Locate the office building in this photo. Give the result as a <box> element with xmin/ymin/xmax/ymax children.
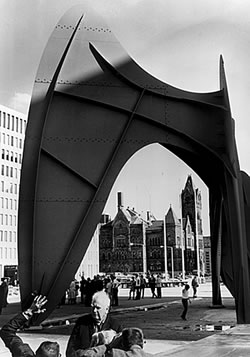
<box><xmin>0</xmin><ymin>104</ymin><xmax>26</xmax><ymax>282</ymax></box>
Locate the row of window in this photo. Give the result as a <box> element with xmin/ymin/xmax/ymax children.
<box><xmin>0</xmin><ymin>214</ymin><xmax>17</xmax><ymax>226</ymax></box>
<box><xmin>2</xmin><ymin>149</ymin><xmax>22</xmax><ymax>164</ymax></box>
<box><xmin>0</xmin><ymin>111</ymin><xmax>26</xmax><ymax>134</ymax></box>
<box><xmin>0</xmin><ymin>247</ymin><xmax>17</xmax><ymax>260</ymax></box>
<box><xmin>1</xmin><ymin>165</ymin><xmax>19</xmax><ymax>179</ymax></box>
<box><xmin>0</xmin><ymin>230</ymin><xmax>17</xmax><ymax>242</ymax></box>
<box><xmin>1</xmin><ymin>133</ymin><xmax>23</xmax><ymax>148</ymax></box>
<box><xmin>0</xmin><ymin>197</ymin><xmax>18</xmax><ymax>210</ymax></box>
<box><xmin>0</xmin><ymin>181</ymin><xmax>18</xmax><ymax>194</ymax></box>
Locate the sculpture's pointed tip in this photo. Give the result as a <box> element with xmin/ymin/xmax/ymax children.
<box><xmin>220</xmin><ymin>54</ymin><xmax>224</xmax><ymax>66</ymax></box>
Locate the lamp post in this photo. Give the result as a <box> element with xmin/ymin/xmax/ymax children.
<box><xmin>179</xmin><ymin>194</ymin><xmax>185</xmax><ymax>279</ymax></box>
<box><xmin>168</xmin><ymin>246</ymin><xmax>174</xmax><ymax>279</ymax></box>
<box><xmin>160</xmin><ymin>245</ymin><xmax>174</xmax><ymax>279</ymax></box>
<box><xmin>163</xmin><ymin>218</ymin><xmax>168</xmax><ymax>279</ymax></box>
<box><xmin>194</xmin><ymin>190</ymin><xmax>201</xmax><ymax>278</ymax></box>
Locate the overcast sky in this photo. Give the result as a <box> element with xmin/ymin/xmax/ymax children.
<box><xmin>1</xmin><ymin>0</ymin><xmax>250</xmax><ymax>235</ymax></box>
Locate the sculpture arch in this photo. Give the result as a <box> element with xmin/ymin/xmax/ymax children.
<box><xmin>18</xmin><ymin>5</ymin><xmax>250</xmax><ymax>323</ymax></box>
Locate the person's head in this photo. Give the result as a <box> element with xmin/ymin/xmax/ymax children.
<box><xmin>185</xmin><ymin>284</ymin><xmax>190</xmax><ymax>290</ymax></box>
<box><xmin>36</xmin><ymin>342</ymin><xmax>60</xmax><ymax>357</ymax></box>
<box><xmin>122</xmin><ymin>328</ymin><xmax>144</xmax><ymax>350</ymax></box>
<box><xmin>11</xmin><ymin>343</ymin><xmax>35</xmax><ymax>356</ymax></box>
<box><xmin>91</xmin><ymin>291</ymin><xmax>110</xmax><ymax>324</ymax></box>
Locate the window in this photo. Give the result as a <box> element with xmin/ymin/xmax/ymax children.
<box><xmin>9</xmin><ymin>231</ymin><xmax>12</xmax><ymax>242</ymax></box>
<box><xmin>6</xmin><ymin>150</ymin><xmax>9</xmax><ymax>160</ymax></box>
<box><xmin>14</xmin><ymin>231</ymin><xmax>16</xmax><ymax>242</ymax></box>
<box><xmin>2</xmin><ymin>133</ymin><xmax>5</xmax><ymax>144</ymax></box>
<box><xmin>4</xmin><ymin>231</ymin><xmax>7</xmax><ymax>241</ymax></box>
<box><xmin>0</xmin><ymin>231</ymin><xmax>2</xmax><ymax>241</ymax></box>
<box><xmin>10</xmin><ymin>152</ymin><xmax>13</xmax><ymax>162</ymax></box>
<box><xmin>1</xmin><ymin>165</ymin><xmax>4</xmax><ymax>175</ymax></box>
<box><xmin>7</xmin><ymin>114</ymin><xmax>10</xmax><ymax>129</ymax></box>
<box><xmin>16</xmin><ymin>117</ymin><xmax>18</xmax><ymax>132</ymax></box>
<box><xmin>24</xmin><ymin>120</ymin><xmax>27</xmax><ymax>132</ymax></box>
<box><xmin>5</xmin><ymin>215</ymin><xmax>8</xmax><ymax>225</ymax></box>
<box><xmin>15</xmin><ymin>153</ymin><xmax>18</xmax><ymax>163</ymax></box>
<box><xmin>0</xmin><ymin>214</ymin><xmax>3</xmax><ymax>224</ymax></box>
<box><xmin>11</xmin><ymin>116</ymin><xmax>14</xmax><ymax>130</ymax></box>
<box><xmin>10</xmin><ymin>199</ymin><xmax>13</xmax><ymax>209</ymax></box>
<box><xmin>19</xmin><ymin>139</ymin><xmax>22</xmax><ymax>149</ymax></box>
<box><xmin>10</xmin><ymin>215</ymin><xmax>12</xmax><ymax>226</ymax></box>
<box><xmin>1</xmin><ymin>149</ymin><xmax>4</xmax><ymax>159</ymax></box>
<box><xmin>1</xmin><ymin>181</ymin><xmax>4</xmax><ymax>192</ymax></box>
<box><xmin>5</xmin><ymin>198</ymin><xmax>8</xmax><ymax>209</ymax></box>
<box><xmin>3</xmin><ymin>112</ymin><xmax>6</xmax><ymax>127</ymax></box>
<box><xmin>11</xmin><ymin>136</ymin><xmax>13</xmax><ymax>146</ymax></box>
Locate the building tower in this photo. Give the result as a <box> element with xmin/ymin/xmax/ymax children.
<box><xmin>181</xmin><ymin>175</ymin><xmax>204</xmax><ymax>276</ymax></box>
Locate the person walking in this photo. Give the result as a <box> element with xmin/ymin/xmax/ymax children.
<box><xmin>111</xmin><ymin>276</ymin><xmax>120</xmax><ymax>306</ymax></box>
<box><xmin>191</xmin><ymin>276</ymin><xmax>199</xmax><ymax>298</ymax></box>
<box><xmin>128</xmin><ymin>276</ymin><xmax>136</xmax><ymax>300</ymax></box>
<box><xmin>181</xmin><ymin>284</ymin><xmax>191</xmax><ymax>320</ymax></box>
<box><xmin>135</xmin><ymin>274</ymin><xmax>141</xmax><ymax>300</ymax></box>
<box><xmin>140</xmin><ymin>275</ymin><xmax>147</xmax><ymax>299</ymax></box>
<box><xmin>148</xmin><ymin>274</ymin><xmax>157</xmax><ymax>298</ymax></box>
<box><xmin>80</xmin><ymin>275</ymin><xmax>87</xmax><ymax>304</ymax></box>
<box><xmin>156</xmin><ymin>274</ymin><xmax>162</xmax><ymax>298</ymax></box>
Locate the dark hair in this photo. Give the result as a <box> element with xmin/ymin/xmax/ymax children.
<box><xmin>11</xmin><ymin>343</ymin><xmax>35</xmax><ymax>356</ymax></box>
<box><xmin>122</xmin><ymin>328</ymin><xmax>144</xmax><ymax>350</ymax></box>
<box><xmin>185</xmin><ymin>284</ymin><xmax>190</xmax><ymax>290</ymax></box>
<box><xmin>36</xmin><ymin>342</ymin><xmax>60</xmax><ymax>357</ymax></box>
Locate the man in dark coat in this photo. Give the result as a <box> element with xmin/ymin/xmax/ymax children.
<box><xmin>66</xmin><ymin>290</ymin><xmax>123</xmax><ymax>357</ymax></box>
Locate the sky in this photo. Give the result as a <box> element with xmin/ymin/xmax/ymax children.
<box><xmin>1</xmin><ymin>0</ymin><xmax>250</xmax><ymax>235</ymax></box>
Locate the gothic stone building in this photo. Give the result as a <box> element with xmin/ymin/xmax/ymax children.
<box><xmin>181</xmin><ymin>175</ymin><xmax>205</xmax><ymax>275</ymax></box>
<box><xmin>99</xmin><ymin>192</ymin><xmax>147</xmax><ymax>274</ymax></box>
<box><xmin>99</xmin><ymin>175</ymin><xmax>205</xmax><ymax>276</ymax></box>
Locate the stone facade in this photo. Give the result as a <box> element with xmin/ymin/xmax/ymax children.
<box><xmin>99</xmin><ymin>175</ymin><xmax>206</xmax><ymax>276</ymax></box>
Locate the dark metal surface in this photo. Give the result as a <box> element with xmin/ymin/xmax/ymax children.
<box><xmin>18</xmin><ymin>5</ymin><xmax>250</xmax><ymax>323</ymax></box>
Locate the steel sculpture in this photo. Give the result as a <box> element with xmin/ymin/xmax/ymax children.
<box><xmin>18</xmin><ymin>5</ymin><xmax>250</xmax><ymax>323</ymax></box>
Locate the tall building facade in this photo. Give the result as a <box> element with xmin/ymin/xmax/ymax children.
<box><xmin>181</xmin><ymin>175</ymin><xmax>205</xmax><ymax>275</ymax></box>
<box><xmin>99</xmin><ymin>192</ymin><xmax>148</xmax><ymax>274</ymax></box>
<box><xmin>0</xmin><ymin>105</ymin><xmax>26</xmax><ymax>282</ymax></box>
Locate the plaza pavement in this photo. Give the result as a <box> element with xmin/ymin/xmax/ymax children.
<box><xmin>1</xmin><ymin>282</ymin><xmax>250</xmax><ymax>356</ymax></box>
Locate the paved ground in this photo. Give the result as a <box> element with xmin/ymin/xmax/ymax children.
<box><xmin>0</xmin><ymin>282</ymin><xmax>241</xmax><ymax>356</ymax></box>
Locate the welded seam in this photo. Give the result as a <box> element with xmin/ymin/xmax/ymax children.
<box><xmin>41</xmin><ymin>147</ymin><xmax>97</xmax><ymax>189</ymax></box>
